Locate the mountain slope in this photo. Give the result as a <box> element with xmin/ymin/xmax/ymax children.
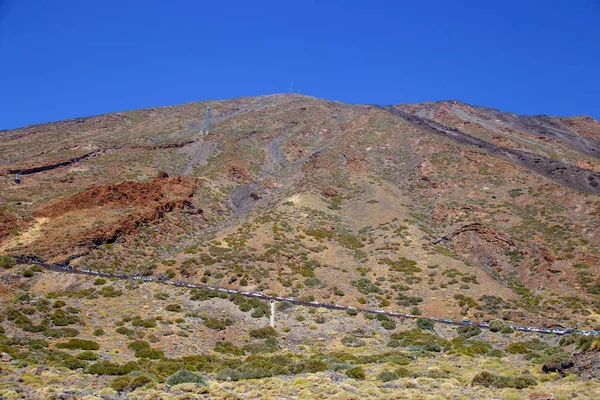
<box><xmin>1</xmin><ymin>94</ymin><xmax>599</xmax><ymax>330</ymax></box>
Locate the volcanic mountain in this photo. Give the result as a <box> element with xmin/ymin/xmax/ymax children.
<box><xmin>1</xmin><ymin>94</ymin><xmax>599</xmax><ymax>328</ymax></box>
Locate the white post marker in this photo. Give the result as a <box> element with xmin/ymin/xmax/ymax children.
<box><xmin>270</xmin><ymin>300</ymin><xmax>275</xmax><ymax>328</ymax></box>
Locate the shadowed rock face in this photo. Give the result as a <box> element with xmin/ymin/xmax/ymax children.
<box><xmin>384</xmin><ymin>106</ymin><xmax>600</xmax><ymax>194</ymax></box>
<box><xmin>398</xmin><ymin>100</ymin><xmax>600</xmax><ymax>160</ymax></box>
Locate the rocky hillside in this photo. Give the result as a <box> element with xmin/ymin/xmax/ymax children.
<box><xmin>1</xmin><ymin>94</ymin><xmax>599</xmax><ymax>329</ymax></box>
<box><xmin>1</xmin><ymin>94</ymin><xmax>600</xmax><ymax>398</ymax></box>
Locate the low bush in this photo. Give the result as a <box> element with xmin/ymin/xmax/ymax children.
<box><xmin>109</xmin><ymin>376</ymin><xmax>132</xmax><ymax>392</ymax></box>
<box><xmin>471</xmin><ymin>371</ymin><xmax>537</xmax><ymax>389</ymax></box>
<box><xmin>457</xmin><ymin>325</ymin><xmax>482</xmax><ymax>338</ymax></box>
<box><xmin>506</xmin><ymin>342</ymin><xmax>529</xmax><ymax>354</ymax></box>
<box><xmin>416</xmin><ymin>318</ymin><xmax>434</xmax><ymax>330</ymax></box>
<box><xmin>44</xmin><ymin>328</ymin><xmax>79</xmax><ymax>338</ymax></box>
<box><xmin>381</xmin><ymin>320</ymin><xmax>397</xmax><ymax>330</ymax></box>
<box><xmin>76</xmin><ymin>351</ymin><xmax>99</xmax><ymax>360</ymax></box>
<box><xmin>131</xmin><ymin>318</ymin><xmax>156</xmax><ymax>328</ymax></box>
<box><xmin>395</xmin><ymin>367</ymin><xmax>412</xmax><ymax>378</ymax></box>
<box><xmin>204</xmin><ymin>317</ymin><xmax>233</xmax><ymax>330</ymax></box>
<box><xmin>249</xmin><ymin>327</ymin><xmax>278</xmax><ymax>339</ymax></box>
<box><xmin>251</xmin><ymin>308</ymin><xmax>265</xmax><ymax>318</ymax></box>
<box><xmin>59</xmin><ymin>357</ymin><xmax>88</xmax><ymax>370</ymax></box>
<box><xmin>130</xmin><ymin>374</ymin><xmax>156</xmax><ymax>389</ymax></box>
<box><xmin>276</xmin><ymin>301</ymin><xmax>293</xmax><ymax>311</ymax></box>
<box><xmin>93</xmin><ymin>278</ymin><xmax>107</xmax><ymax>285</ymax></box>
<box><xmin>0</xmin><ymin>256</ymin><xmax>16</xmax><ymax>269</ymax></box>
<box><xmin>165</xmin><ymin>304</ymin><xmax>183</xmax><ymax>312</ymax></box>
<box><xmin>127</xmin><ymin>340</ymin><xmax>164</xmax><ymax>359</ymax></box>
<box><xmin>345</xmin><ymin>366</ymin><xmax>366</xmax><ymax>380</ymax></box>
<box><xmin>489</xmin><ymin>320</ymin><xmax>503</xmax><ymax>332</ymax></box>
<box><xmin>116</xmin><ymin>327</ymin><xmax>135</xmax><ymax>336</ymax></box>
<box><xmin>56</xmin><ymin>339</ymin><xmax>100</xmax><ymax>350</ymax></box>
<box><xmin>216</xmin><ymin>367</ymin><xmax>243</xmax><ymax>381</ymax></box>
<box><xmin>341</xmin><ymin>335</ymin><xmax>366</xmax><ymax>347</ymax></box>
<box><xmin>214</xmin><ymin>341</ymin><xmax>244</xmax><ymax>356</ymax></box>
<box><xmin>86</xmin><ymin>361</ymin><xmax>140</xmax><ymax>375</ymax></box>
<box><xmin>166</xmin><ymin>370</ymin><xmax>208</xmax><ymax>386</ymax></box>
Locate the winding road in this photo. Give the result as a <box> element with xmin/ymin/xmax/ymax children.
<box><xmin>12</xmin><ymin>256</ymin><xmax>598</xmax><ymax>337</ymax></box>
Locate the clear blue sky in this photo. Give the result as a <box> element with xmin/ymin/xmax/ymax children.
<box><xmin>1</xmin><ymin>0</ymin><xmax>599</xmax><ymax>130</ymax></box>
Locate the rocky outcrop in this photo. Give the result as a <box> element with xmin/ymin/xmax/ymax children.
<box><xmin>570</xmin><ymin>346</ymin><xmax>600</xmax><ymax>379</ymax></box>
<box><xmin>438</xmin><ymin>223</ymin><xmax>514</xmax><ymax>250</ymax></box>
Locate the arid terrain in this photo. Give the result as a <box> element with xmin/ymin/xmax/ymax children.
<box><xmin>0</xmin><ymin>94</ymin><xmax>599</xmax><ymax>399</ymax></box>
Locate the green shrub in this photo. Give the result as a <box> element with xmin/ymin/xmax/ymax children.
<box><xmin>50</xmin><ymin>309</ymin><xmax>79</xmax><ymax>326</ymax></box>
<box><xmin>352</xmin><ymin>278</ymin><xmax>382</xmax><ymax>295</ymax></box>
<box><xmin>450</xmin><ymin>339</ymin><xmax>491</xmax><ymax>356</ymax></box>
<box><xmin>346</xmin><ymin>309</ymin><xmax>358</xmax><ymax>317</ymax></box>
<box><xmin>216</xmin><ymin>368</ymin><xmax>243</xmax><ymax>381</ymax></box>
<box><xmin>506</xmin><ymin>342</ymin><xmax>529</xmax><ymax>354</ymax></box>
<box><xmin>155</xmin><ymin>292</ymin><xmax>169</xmax><ymax>300</ymax></box>
<box><xmin>86</xmin><ymin>361</ymin><xmax>140</xmax><ymax>375</ymax></box>
<box><xmin>93</xmin><ymin>278</ymin><xmax>107</xmax><ymax>285</ymax></box>
<box><xmin>345</xmin><ymin>366</ymin><xmax>366</xmax><ymax>380</ymax></box>
<box><xmin>190</xmin><ymin>287</ymin><xmax>219</xmax><ymax>301</ymax></box>
<box><xmin>93</xmin><ymin>328</ymin><xmax>105</xmax><ymax>336</ymax></box>
<box><xmin>243</xmin><ymin>338</ymin><xmax>279</xmax><ymax>354</ymax></box>
<box><xmin>276</xmin><ymin>301</ymin><xmax>293</xmax><ymax>311</ymax></box>
<box><xmin>129</xmin><ymin>374</ymin><xmax>155</xmax><ymax>389</ymax></box>
<box><xmin>389</xmin><ymin>328</ymin><xmax>449</xmax><ymax>349</ymax></box>
<box><xmin>127</xmin><ymin>340</ymin><xmax>164</xmax><ymax>359</ymax></box>
<box><xmin>56</xmin><ymin>339</ymin><xmax>100</xmax><ymax>350</ymax></box>
<box><xmin>489</xmin><ymin>320</ymin><xmax>503</xmax><ymax>332</ymax></box>
<box><xmin>52</xmin><ymin>299</ymin><xmax>67</xmax><ymax>308</ymax></box>
<box><xmin>457</xmin><ymin>325</ymin><xmax>482</xmax><ymax>338</ymax></box>
<box><xmin>0</xmin><ymin>256</ymin><xmax>16</xmax><ymax>269</ymax></box>
<box><xmin>165</xmin><ymin>304</ymin><xmax>183</xmax><ymax>312</ymax></box>
<box><xmin>381</xmin><ymin>320</ymin><xmax>397</xmax><ymax>330</ymax></box>
<box><xmin>204</xmin><ymin>317</ymin><xmax>233</xmax><ymax>330</ymax></box>
<box><xmin>26</xmin><ymin>339</ymin><xmax>48</xmax><ymax>350</ymax></box>
<box><xmin>380</xmin><ymin>257</ymin><xmax>421</xmax><ymax>274</ymax></box>
<box><xmin>59</xmin><ymin>357</ymin><xmax>88</xmax><ymax>370</ymax></box>
<box><xmin>416</xmin><ymin>318</ymin><xmax>434</xmax><ymax>330</ymax></box>
<box><xmin>22</xmin><ymin>269</ymin><xmax>34</xmax><ymax>278</ymax></box>
<box><xmin>44</xmin><ymin>328</ymin><xmax>79</xmax><ymax>338</ymax></box>
<box><xmin>249</xmin><ymin>327</ymin><xmax>278</xmax><ymax>339</ymax></box>
<box><xmin>116</xmin><ymin>327</ymin><xmax>135</xmax><ymax>336</ymax></box>
<box><xmin>99</xmin><ymin>286</ymin><xmax>123</xmax><ymax>298</ymax></box>
<box><xmin>471</xmin><ymin>371</ymin><xmax>537</xmax><ymax>389</ymax></box>
<box><xmin>109</xmin><ymin>376</ymin><xmax>132</xmax><ymax>392</ymax></box>
<box><xmin>487</xmin><ymin>349</ymin><xmax>505</xmax><ymax>358</ymax></box>
<box><xmin>76</xmin><ymin>351</ymin><xmax>99</xmax><ymax>360</ymax></box>
<box><xmin>251</xmin><ymin>308</ymin><xmax>265</xmax><ymax>318</ymax></box>
<box><xmin>395</xmin><ymin>367</ymin><xmax>412</xmax><ymax>378</ymax></box>
<box><xmin>214</xmin><ymin>341</ymin><xmax>244</xmax><ymax>356</ymax></box>
<box><xmin>341</xmin><ymin>335</ymin><xmax>365</xmax><ymax>347</ymax></box>
<box><xmin>166</xmin><ymin>370</ymin><xmax>208</xmax><ymax>387</ymax></box>
<box><xmin>131</xmin><ymin>318</ymin><xmax>156</xmax><ymax>328</ymax></box>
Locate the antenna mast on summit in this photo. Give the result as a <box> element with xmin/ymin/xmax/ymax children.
<box><xmin>258</xmin><ymin>95</ymin><xmax>264</xmax><ymax>111</ymax></box>
<box><xmin>200</xmin><ymin>106</ymin><xmax>211</xmax><ymax>134</ymax></box>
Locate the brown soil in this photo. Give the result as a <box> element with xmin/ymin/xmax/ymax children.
<box><xmin>0</xmin><ymin>209</ymin><xmax>18</xmax><ymax>242</ymax></box>
<box><xmin>40</xmin><ymin>171</ymin><xmax>196</xmax><ymax>218</ymax></box>
<box><xmin>3</xmin><ymin>172</ymin><xmax>200</xmax><ymax>262</ymax></box>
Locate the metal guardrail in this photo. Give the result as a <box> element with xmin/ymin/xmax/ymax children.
<box><xmin>13</xmin><ymin>257</ymin><xmax>598</xmax><ymax>337</ymax></box>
